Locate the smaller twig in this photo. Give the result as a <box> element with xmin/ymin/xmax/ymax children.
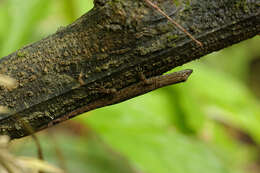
<box><xmin>45</xmin><ymin>69</ymin><xmax>193</xmax><ymax>128</ymax></box>
<box><xmin>21</xmin><ymin>121</ymin><xmax>44</xmax><ymax>165</ymax></box>
<box><xmin>23</xmin><ymin>124</ymin><xmax>45</xmax><ymax>173</ymax></box>
<box><xmin>31</xmin><ymin>134</ymin><xmax>44</xmax><ymax>161</ymax></box>
<box><xmin>144</xmin><ymin>0</ymin><xmax>203</xmax><ymax>47</ymax></box>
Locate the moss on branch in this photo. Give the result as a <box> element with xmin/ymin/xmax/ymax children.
<box><xmin>0</xmin><ymin>0</ymin><xmax>259</xmax><ymax>139</ymax></box>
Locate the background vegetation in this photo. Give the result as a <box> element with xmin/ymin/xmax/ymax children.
<box><xmin>0</xmin><ymin>0</ymin><xmax>260</xmax><ymax>173</ymax></box>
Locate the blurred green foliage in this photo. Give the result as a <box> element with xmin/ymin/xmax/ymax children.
<box><xmin>0</xmin><ymin>0</ymin><xmax>260</xmax><ymax>173</ymax></box>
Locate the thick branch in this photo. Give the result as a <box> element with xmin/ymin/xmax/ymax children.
<box><xmin>0</xmin><ymin>0</ymin><xmax>259</xmax><ymax>139</ymax></box>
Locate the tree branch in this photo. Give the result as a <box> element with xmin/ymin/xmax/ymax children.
<box><xmin>0</xmin><ymin>0</ymin><xmax>259</xmax><ymax>139</ymax></box>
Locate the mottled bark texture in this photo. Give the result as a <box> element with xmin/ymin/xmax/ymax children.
<box><xmin>0</xmin><ymin>0</ymin><xmax>259</xmax><ymax>139</ymax></box>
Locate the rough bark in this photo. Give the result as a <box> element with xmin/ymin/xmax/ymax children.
<box><xmin>0</xmin><ymin>0</ymin><xmax>259</xmax><ymax>139</ymax></box>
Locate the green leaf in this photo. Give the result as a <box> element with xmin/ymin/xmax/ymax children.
<box><xmin>81</xmin><ymin>91</ymin><xmax>232</xmax><ymax>173</ymax></box>
<box><xmin>181</xmin><ymin>62</ymin><xmax>260</xmax><ymax>143</ymax></box>
<box><xmin>0</xmin><ymin>0</ymin><xmax>52</xmax><ymax>56</ymax></box>
<box><xmin>59</xmin><ymin>0</ymin><xmax>94</xmax><ymax>23</ymax></box>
